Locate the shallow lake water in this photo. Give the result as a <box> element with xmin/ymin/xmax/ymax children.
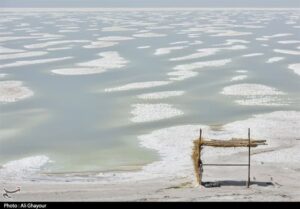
<box><xmin>0</xmin><ymin>8</ymin><xmax>299</xmax><ymax>180</ymax></box>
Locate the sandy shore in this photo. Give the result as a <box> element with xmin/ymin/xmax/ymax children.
<box><xmin>1</xmin><ymin>147</ymin><xmax>300</xmax><ymax>202</ymax></box>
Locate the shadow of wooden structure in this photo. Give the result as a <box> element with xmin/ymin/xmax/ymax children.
<box><xmin>192</xmin><ymin>128</ymin><xmax>267</xmax><ymax>188</ymax></box>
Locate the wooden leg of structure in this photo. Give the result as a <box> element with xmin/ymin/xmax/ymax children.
<box><xmin>199</xmin><ymin>129</ymin><xmax>202</xmax><ymax>186</ymax></box>
<box><xmin>247</xmin><ymin>128</ymin><xmax>251</xmax><ymax>188</ymax></box>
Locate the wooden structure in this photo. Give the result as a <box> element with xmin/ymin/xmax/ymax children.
<box><xmin>192</xmin><ymin>128</ymin><xmax>267</xmax><ymax>188</ymax></box>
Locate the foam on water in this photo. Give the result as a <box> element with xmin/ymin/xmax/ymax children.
<box><xmin>0</xmin><ymin>80</ymin><xmax>34</xmax><ymax>103</ymax></box>
<box><xmin>130</xmin><ymin>103</ymin><xmax>183</xmax><ymax>123</ymax></box>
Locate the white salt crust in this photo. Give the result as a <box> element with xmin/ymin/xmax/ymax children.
<box><xmin>154</xmin><ymin>46</ymin><xmax>186</xmax><ymax>55</ymax></box>
<box><xmin>0</xmin><ymin>80</ymin><xmax>34</xmax><ymax>103</ymax></box>
<box><xmin>52</xmin><ymin>51</ymin><xmax>128</xmax><ymax>75</ymax></box>
<box><xmin>133</xmin><ymin>33</ymin><xmax>167</xmax><ymax>38</ymax></box>
<box><xmin>130</xmin><ymin>103</ymin><xmax>184</xmax><ymax>123</ymax></box>
<box><xmin>0</xmin><ymin>57</ymin><xmax>73</xmax><ymax>69</ymax></box>
<box><xmin>266</xmin><ymin>57</ymin><xmax>285</xmax><ymax>63</ymax></box>
<box><xmin>288</xmin><ymin>63</ymin><xmax>300</xmax><ymax>76</ymax></box>
<box><xmin>0</xmin><ymin>51</ymin><xmax>48</xmax><ymax>60</ymax></box>
<box><xmin>274</xmin><ymin>49</ymin><xmax>300</xmax><ymax>55</ymax></box>
<box><xmin>137</xmin><ymin>91</ymin><xmax>184</xmax><ymax>100</ymax></box>
<box><xmin>105</xmin><ymin>81</ymin><xmax>172</xmax><ymax>92</ymax></box>
<box><xmin>221</xmin><ymin>83</ymin><xmax>287</xmax><ymax>106</ymax></box>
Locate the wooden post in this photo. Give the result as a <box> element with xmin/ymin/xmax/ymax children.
<box><xmin>199</xmin><ymin>129</ymin><xmax>202</xmax><ymax>185</ymax></box>
<box><xmin>247</xmin><ymin>128</ymin><xmax>251</xmax><ymax>188</ymax></box>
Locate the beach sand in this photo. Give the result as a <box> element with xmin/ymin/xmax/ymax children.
<box><xmin>2</xmin><ymin>145</ymin><xmax>300</xmax><ymax>202</ymax></box>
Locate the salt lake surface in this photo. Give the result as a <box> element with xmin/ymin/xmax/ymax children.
<box><xmin>0</xmin><ymin>8</ymin><xmax>300</xmax><ymax>182</ymax></box>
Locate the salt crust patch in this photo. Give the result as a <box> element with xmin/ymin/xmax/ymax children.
<box><xmin>0</xmin><ymin>51</ymin><xmax>47</xmax><ymax>60</ymax></box>
<box><xmin>266</xmin><ymin>57</ymin><xmax>285</xmax><ymax>63</ymax></box>
<box><xmin>0</xmin><ymin>80</ymin><xmax>34</xmax><ymax>103</ymax></box>
<box><xmin>236</xmin><ymin>70</ymin><xmax>248</xmax><ymax>73</ymax></box>
<box><xmin>97</xmin><ymin>36</ymin><xmax>134</xmax><ymax>41</ymax></box>
<box><xmin>47</xmin><ymin>46</ymin><xmax>72</xmax><ymax>51</ymax></box>
<box><xmin>221</xmin><ymin>84</ymin><xmax>285</xmax><ymax>96</ymax></box>
<box><xmin>102</xmin><ymin>26</ymin><xmax>136</xmax><ymax>32</ymax></box>
<box><xmin>274</xmin><ymin>49</ymin><xmax>300</xmax><ymax>55</ymax></box>
<box><xmin>221</xmin><ymin>83</ymin><xmax>286</xmax><ymax>106</ymax></box>
<box><xmin>174</xmin><ymin>59</ymin><xmax>232</xmax><ymax>71</ymax></box>
<box><xmin>168</xmin><ymin>70</ymin><xmax>199</xmax><ymax>81</ymax></box>
<box><xmin>288</xmin><ymin>63</ymin><xmax>300</xmax><ymax>76</ymax></box>
<box><xmin>83</xmin><ymin>41</ymin><xmax>118</xmax><ymax>49</ymax></box>
<box><xmin>211</xmin><ymin>30</ymin><xmax>252</xmax><ymax>37</ymax></box>
<box><xmin>242</xmin><ymin>53</ymin><xmax>264</xmax><ymax>57</ymax></box>
<box><xmin>0</xmin><ymin>74</ymin><xmax>7</xmax><ymax>78</ymax></box>
<box><xmin>278</xmin><ymin>40</ymin><xmax>300</xmax><ymax>44</ymax></box>
<box><xmin>52</xmin><ymin>51</ymin><xmax>128</xmax><ymax>75</ymax></box>
<box><xmin>130</xmin><ymin>103</ymin><xmax>183</xmax><ymax>123</ymax></box>
<box><xmin>262</xmin><ymin>33</ymin><xmax>293</xmax><ymax>39</ymax></box>
<box><xmin>215</xmin><ymin>39</ymin><xmax>250</xmax><ymax>46</ymax></box>
<box><xmin>0</xmin><ymin>36</ymin><xmax>37</xmax><ymax>42</ymax></box>
<box><xmin>137</xmin><ymin>91</ymin><xmax>184</xmax><ymax>99</ymax></box>
<box><xmin>0</xmin><ymin>155</ymin><xmax>50</xmax><ymax>180</ymax></box>
<box><xmin>130</xmin><ymin>111</ymin><xmax>300</xmax><ymax>180</ymax></box>
<box><xmin>105</xmin><ymin>81</ymin><xmax>171</xmax><ymax>92</ymax></box>
<box><xmin>137</xmin><ymin>46</ymin><xmax>151</xmax><ymax>49</ymax></box>
<box><xmin>154</xmin><ymin>46</ymin><xmax>186</xmax><ymax>55</ymax></box>
<box><xmin>169</xmin><ymin>59</ymin><xmax>231</xmax><ymax>81</ymax></box>
<box><xmin>170</xmin><ymin>45</ymin><xmax>246</xmax><ymax>61</ymax></box>
<box><xmin>0</xmin><ymin>46</ymin><xmax>25</xmax><ymax>54</ymax></box>
<box><xmin>169</xmin><ymin>41</ymin><xmax>189</xmax><ymax>45</ymax></box>
<box><xmin>133</xmin><ymin>33</ymin><xmax>167</xmax><ymax>38</ymax></box>
<box><xmin>24</xmin><ymin>40</ymin><xmax>89</xmax><ymax>49</ymax></box>
<box><xmin>0</xmin><ymin>57</ymin><xmax>72</xmax><ymax>69</ymax></box>
<box><xmin>231</xmin><ymin>75</ymin><xmax>247</xmax><ymax>81</ymax></box>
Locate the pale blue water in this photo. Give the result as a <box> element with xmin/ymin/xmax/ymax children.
<box><xmin>0</xmin><ymin>8</ymin><xmax>299</xmax><ymax>176</ymax></box>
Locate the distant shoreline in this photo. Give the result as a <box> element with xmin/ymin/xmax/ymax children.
<box><xmin>1</xmin><ymin>7</ymin><xmax>300</xmax><ymax>12</ymax></box>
